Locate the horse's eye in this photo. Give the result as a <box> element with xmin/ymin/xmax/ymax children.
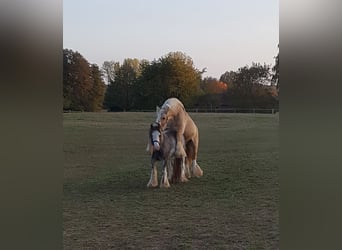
<box><xmin>162</xmin><ymin>117</ymin><xmax>166</xmax><ymax>120</ymax></box>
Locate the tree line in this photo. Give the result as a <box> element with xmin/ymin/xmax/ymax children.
<box><xmin>63</xmin><ymin>49</ymin><xmax>279</xmax><ymax>111</ymax></box>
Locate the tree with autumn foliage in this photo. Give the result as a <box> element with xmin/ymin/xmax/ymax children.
<box><xmin>131</xmin><ymin>51</ymin><xmax>202</xmax><ymax>109</ymax></box>
<box><xmin>220</xmin><ymin>71</ymin><xmax>237</xmax><ymax>87</ymax></box>
<box><xmin>157</xmin><ymin>51</ymin><xmax>202</xmax><ymax>106</ymax></box>
<box><xmin>200</xmin><ymin>77</ymin><xmax>228</xmax><ymax>94</ymax></box>
<box><xmin>63</xmin><ymin>49</ymin><xmax>106</xmax><ymax>111</ymax></box>
<box><xmin>89</xmin><ymin>64</ymin><xmax>106</xmax><ymax>111</ymax></box>
<box><xmin>193</xmin><ymin>77</ymin><xmax>228</xmax><ymax>108</ymax></box>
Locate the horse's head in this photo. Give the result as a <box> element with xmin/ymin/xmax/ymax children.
<box><xmin>150</xmin><ymin>122</ymin><xmax>162</xmax><ymax>151</ymax></box>
<box><xmin>156</xmin><ymin>105</ymin><xmax>170</xmax><ymax>130</ymax></box>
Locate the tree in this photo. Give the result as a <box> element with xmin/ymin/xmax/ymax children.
<box><xmin>218</xmin><ymin>62</ymin><xmax>278</xmax><ymax>108</ymax></box>
<box><xmin>102</xmin><ymin>61</ymin><xmax>120</xmax><ymax>84</ymax></box>
<box><xmin>63</xmin><ymin>49</ymin><xmax>105</xmax><ymax>111</ymax></box>
<box><xmin>63</xmin><ymin>49</ymin><xmax>93</xmax><ymax>111</ymax></box>
<box><xmin>201</xmin><ymin>77</ymin><xmax>228</xmax><ymax>94</ymax></box>
<box><xmin>103</xmin><ymin>58</ymin><xmax>142</xmax><ymax>111</ymax></box>
<box><xmin>231</xmin><ymin>62</ymin><xmax>271</xmax><ymax>98</ymax></box>
<box><xmin>134</xmin><ymin>60</ymin><xmax>167</xmax><ymax>109</ymax></box>
<box><xmin>135</xmin><ymin>51</ymin><xmax>202</xmax><ymax>108</ymax></box>
<box><xmin>89</xmin><ymin>64</ymin><xmax>106</xmax><ymax>111</ymax></box>
<box><xmin>161</xmin><ymin>52</ymin><xmax>202</xmax><ymax>106</ymax></box>
<box><xmin>272</xmin><ymin>46</ymin><xmax>279</xmax><ymax>91</ymax></box>
<box><xmin>220</xmin><ymin>71</ymin><xmax>237</xmax><ymax>87</ymax></box>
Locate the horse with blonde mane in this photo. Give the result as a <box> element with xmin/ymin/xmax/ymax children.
<box><xmin>155</xmin><ymin>98</ymin><xmax>203</xmax><ymax>178</ymax></box>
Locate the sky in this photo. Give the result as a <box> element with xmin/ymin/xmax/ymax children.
<box><xmin>63</xmin><ymin>0</ymin><xmax>278</xmax><ymax>79</ymax></box>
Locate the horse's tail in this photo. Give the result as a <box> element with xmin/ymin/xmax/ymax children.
<box><xmin>146</xmin><ymin>142</ymin><xmax>152</xmax><ymax>154</ymax></box>
<box><xmin>146</xmin><ymin>131</ymin><xmax>153</xmax><ymax>155</ymax></box>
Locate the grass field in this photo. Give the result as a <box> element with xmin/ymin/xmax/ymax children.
<box><xmin>63</xmin><ymin>112</ymin><xmax>279</xmax><ymax>249</ymax></box>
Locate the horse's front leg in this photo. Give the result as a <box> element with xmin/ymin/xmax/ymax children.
<box><xmin>147</xmin><ymin>159</ymin><xmax>158</xmax><ymax>187</ymax></box>
<box><xmin>167</xmin><ymin>158</ymin><xmax>174</xmax><ymax>182</ymax></box>
<box><xmin>160</xmin><ymin>160</ymin><xmax>170</xmax><ymax>188</ymax></box>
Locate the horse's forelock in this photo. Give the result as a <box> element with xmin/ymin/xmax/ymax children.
<box><xmin>151</xmin><ymin>122</ymin><xmax>160</xmax><ymax>130</ymax></box>
<box><xmin>156</xmin><ymin>106</ymin><xmax>167</xmax><ymax>123</ymax></box>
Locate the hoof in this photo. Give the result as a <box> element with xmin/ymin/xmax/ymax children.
<box><xmin>192</xmin><ymin>164</ymin><xmax>203</xmax><ymax>177</ymax></box>
<box><xmin>147</xmin><ymin>180</ymin><xmax>158</xmax><ymax>188</ymax></box>
<box><xmin>147</xmin><ymin>182</ymin><xmax>158</xmax><ymax>188</ymax></box>
<box><xmin>160</xmin><ymin>175</ymin><xmax>171</xmax><ymax>188</ymax></box>
<box><xmin>180</xmin><ymin>176</ymin><xmax>189</xmax><ymax>183</ymax></box>
<box><xmin>160</xmin><ymin>183</ymin><xmax>170</xmax><ymax>188</ymax></box>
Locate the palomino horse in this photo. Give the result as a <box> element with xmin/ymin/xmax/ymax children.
<box><xmin>156</xmin><ymin>98</ymin><xmax>203</xmax><ymax>177</ymax></box>
<box><xmin>146</xmin><ymin>122</ymin><xmax>188</xmax><ymax>188</ymax></box>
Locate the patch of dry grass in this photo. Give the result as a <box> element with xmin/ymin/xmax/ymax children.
<box><xmin>63</xmin><ymin>112</ymin><xmax>279</xmax><ymax>249</ymax></box>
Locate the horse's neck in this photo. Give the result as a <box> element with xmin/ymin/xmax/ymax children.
<box><xmin>164</xmin><ymin>99</ymin><xmax>185</xmax><ymax>112</ymax></box>
<box><xmin>166</xmin><ymin>98</ymin><xmax>184</xmax><ymax>108</ymax></box>
<box><xmin>163</xmin><ymin>129</ymin><xmax>176</xmax><ymax>138</ymax></box>
<box><xmin>161</xmin><ymin>130</ymin><xmax>176</xmax><ymax>153</ymax></box>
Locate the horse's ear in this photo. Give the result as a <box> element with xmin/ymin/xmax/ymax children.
<box><xmin>156</xmin><ymin>106</ymin><xmax>160</xmax><ymax>114</ymax></box>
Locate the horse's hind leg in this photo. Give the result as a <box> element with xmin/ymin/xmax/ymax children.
<box><xmin>190</xmin><ymin>136</ymin><xmax>203</xmax><ymax>177</ymax></box>
<box><xmin>191</xmin><ymin>160</ymin><xmax>203</xmax><ymax>177</ymax></box>
<box><xmin>160</xmin><ymin>160</ymin><xmax>170</xmax><ymax>188</ymax></box>
<box><xmin>184</xmin><ymin>154</ymin><xmax>191</xmax><ymax>179</ymax></box>
<box><xmin>147</xmin><ymin>159</ymin><xmax>158</xmax><ymax>187</ymax></box>
<box><xmin>180</xmin><ymin>157</ymin><xmax>189</xmax><ymax>182</ymax></box>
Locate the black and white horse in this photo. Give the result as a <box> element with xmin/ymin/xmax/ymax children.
<box><xmin>146</xmin><ymin>122</ymin><xmax>188</xmax><ymax>188</ymax></box>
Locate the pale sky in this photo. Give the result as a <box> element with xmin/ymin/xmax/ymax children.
<box><xmin>63</xmin><ymin>0</ymin><xmax>278</xmax><ymax>79</ymax></box>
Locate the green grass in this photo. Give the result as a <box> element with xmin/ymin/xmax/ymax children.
<box><xmin>63</xmin><ymin>112</ymin><xmax>279</xmax><ymax>249</ymax></box>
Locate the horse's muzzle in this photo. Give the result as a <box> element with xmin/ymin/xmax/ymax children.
<box><xmin>153</xmin><ymin>142</ymin><xmax>160</xmax><ymax>151</ymax></box>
